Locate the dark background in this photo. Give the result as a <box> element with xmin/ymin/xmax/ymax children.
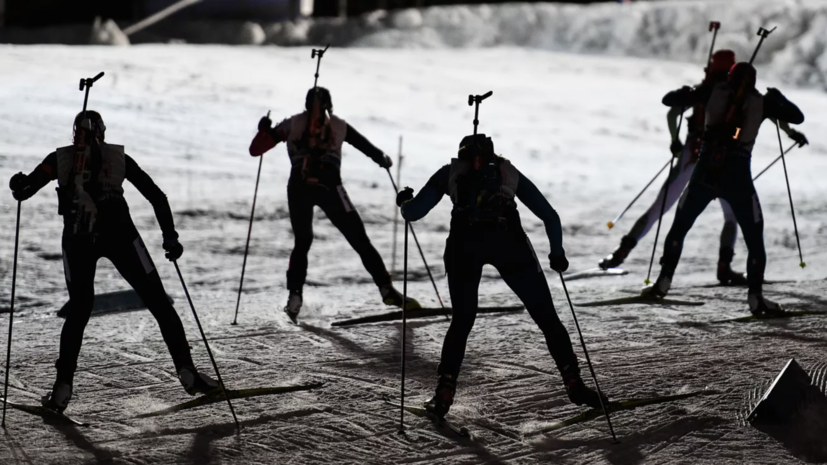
<box><xmin>3</xmin><ymin>0</ymin><xmax>616</xmax><ymax>27</ymax></box>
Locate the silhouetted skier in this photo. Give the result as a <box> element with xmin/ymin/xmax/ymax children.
<box><xmin>598</xmin><ymin>50</ymin><xmax>807</xmax><ymax>285</ymax></box>
<box><xmin>397</xmin><ymin>134</ymin><xmax>608</xmax><ymax>419</ymax></box>
<box><xmin>642</xmin><ymin>63</ymin><xmax>806</xmax><ymax>315</ymax></box>
<box><xmin>8</xmin><ymin>111</ymin><xmax>219</xmax><ymax>412</ymax></box>
<box><xmin>250</xmin><ymin>87</ymin><xmax>420</xmax><ymax>323</ymax></box>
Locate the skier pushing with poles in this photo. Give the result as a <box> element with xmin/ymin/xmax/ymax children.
<box><xmin>250</xmin><ymin>46</ymin><xmax>420</xmax><ymax>324</ymax></box>
<box><xmin>642</xmin><ymin>32</ymin><xmax>806</xmax><ymax>315</ymax></box>
<box><xmin>7</xmin><ymin>107</ymin><xmax>220</xmax><ymax>413</ymax></box>
<box><xmin>599</xmin><ymin>50</ymin><xmax>808</xmax><ymax>283</ymax></box>
<box><xmin>396</xmin><ymin>92</ymin><xmax>609</xmax><ymax>420</ymax></box>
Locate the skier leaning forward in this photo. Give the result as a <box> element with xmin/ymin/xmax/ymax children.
<box><xmin>396</xmin><ymin>134</ymin><xmax>608</xmax><ymax>419</ymax></box>
<box><xmin>250</xmin><ymin>87</ymin><xmax>419</xmax><ymax>324</ymax></box>
<box><xmin>8</xmin><ymin>111</ymin><xmax>219</xmax><ymax>413</ymax></box>
<box><xmin>598</xmin><ymin>50</ymin><xmax>808</xmax><ymax>284</ymax></box>
<box><xmin>642</xmin><ymin>62</ymin><xmax>805</xmax><ymax>315</ymax></box>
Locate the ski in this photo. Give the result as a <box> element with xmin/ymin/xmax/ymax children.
<box><xmin>57</xmin><ymin>289</ymin><xmax>174</xmax><ymax>318</ymax></box>
<box><xmin>136</xmin><ymin>382</ymin><xmax>324</xmax><ymax>418</ymax></box>
<box><xmin>691</xmin><ymin>279</ymin><xmax>796</xmax><ymax>289</ymax></box>
<box><xmin>524</xmin><ymin>390</ymin><xmax>716</xmax><ymax>437</ymax></box>
<box><xmin>383</xmin><ymin>395</ymin><xmax>471</xmax><ymax>439</ymax></box>
<box><xmin>0</xmin><ymin>397</ymin><xmax>89</xmax><ymax>427</ymax></box>
<box><xmin>710</xmin><ymin>310</ymin><xmax>827</xmax><ymax>324</ymax></box>
<box><xmin>332</xmin><ymin>306</ymin><xmax>524</xmax><ymax>327</ymax></box>
<box><xmin>576</xmin><ymin>295</ymin><xmax>704</xmax><ymax>308</ymax></box>
<box><xmin>563</xmin><ymin>268</ymin><xmax>628</xmax><ymax>281</ymax></box>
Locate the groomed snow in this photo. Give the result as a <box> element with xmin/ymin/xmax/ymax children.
<box><xmin>265</xmin><ymin>0</ymin><xmax>827</xmax><ymax>90</ymax></box>
<box><xmin>0</xmin><ymin>45</ymin><xmax>825</xmax><ymax>464</ymax></box>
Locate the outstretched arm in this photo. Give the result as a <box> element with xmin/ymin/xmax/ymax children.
<box><xmin>515</xmin><ymin>171</ymin><xmax>564</xmax><ymax>257</ymax></box>
<box><xmin>400</xmin><ymin>165</ymin><xmax>450</xmax><ymax>222</ymax></box>
<box><xmin>250</xmin><ymin>116</ymin><xmax>289</xmax><ymax>156</ymax></box>
<box><xmin>764</xmin><ymin>88</ymin><xmax>805</xmax><ymax>125</ymax></box>
<box><xmin>9</xmin><ymin>152</ymin><xmax>57</xmax><ymax>201</ymax></box>
<box><xmin>125</xmin><ymin>155</ymin><xmax>178</xmax><ymax>241</ymax></box>
<box><xmin>662</xmin><ymin>85</ymin><xmax>710</xmax><ymax>108</ymax></box>
<box><xmin>345</xmin><ymin>124</ymin><xmax>391</xmax><ymax>168</ymax></box>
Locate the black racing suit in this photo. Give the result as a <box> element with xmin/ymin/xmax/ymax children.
<box><xmin>260</xmin><ymin>120</ymin><xmax>392</xmax><ymax>293</ymax></box>
<box><xmin>401</xmin><ymin>161</ymin><xmax>579</xmax><ymax>380</ymax></box>
<box><xmin>658</xmin><ymin>85</ymin><xmax>805</xmax><ymax>295</ymax></box>
<box><xmin>12</xmin><ymin>150</ymin><xmax>195</xmax><ymax>385</ymax></box>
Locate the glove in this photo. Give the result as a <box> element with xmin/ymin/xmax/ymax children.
<box><xmin>163</xmin><ymin>238</ymin><xmax>184</xmax><ymax>261</ymax></box>
<box><xmin>670</xmin><ymin>139</ymin><xmax>683</xmax><ymax>157</ymax></box>
<box><xmin>548</xmin><ymin>253</ymin><xmax>569</xmax><ymax>273</ymax></box>
<box><xmin>396</xmin><ymin>187</ymin><xmax>413</xmax><ymax>207</ymax></box>
<box><xmin>257</xmin><ymin>115</ymin><xmax>272</xmax><ymax>132</ymax></box>
<box><xmin>9</xmin><ymin>172</ymin><xmax>26</xmax><ymax>192</ymax></box>
<box><xmin>788</xmin><ymin>129</ymin><xmax>808</xmax><ymax>147</ymax></box>
<box><xmin>380</xmin><ymin>154</ymin><xmax>393</xmax><ymax>169</ymax></box>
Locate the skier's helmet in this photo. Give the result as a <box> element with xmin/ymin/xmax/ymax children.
<box><xmin>706</xmin><ymin>50</ymin><xmax>736</xmax><ymax>79</ymax></box>
<box><xmin>458</xmin><ymin>134</ymin><xmax>494</xmax><ymax>163</ymax></box>
<box><xmin>728</xmin><ymin>62</ymin><xmax>757</xmax><ymax>91</ymax></box>
<box><xmin>305</xmin><ymin>87</ymin><xmax>333</xmax><ymax>113</ymax></box>
<box><xmin>73</xmin><ymin>110</ymin><xmax>106</xmax><ymax>144</ymax></box>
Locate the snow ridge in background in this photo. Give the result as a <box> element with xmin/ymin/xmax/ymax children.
<box><xmin>267</xmin><ymin>0</ymin><xmax>827</xmax><ymax>90</ymax></box>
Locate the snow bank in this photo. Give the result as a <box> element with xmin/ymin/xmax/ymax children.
<box><xmin>266</xmin><ymin>0</ymin><xmax>827</xmax><ymax>90</ymax></box>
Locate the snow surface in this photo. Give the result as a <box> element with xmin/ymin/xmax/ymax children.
<box><xmin>266</xmin><ymin>0</ymin><xmax>827</xmax><ymax>91</ymax></box>
<box><xmin>0</xmin><ymin>45</ymin><xmax>826</xmax><ymax>463</ymax></box>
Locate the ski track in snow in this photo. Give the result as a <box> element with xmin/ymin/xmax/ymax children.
<box><xmin>0</xmin><ymin>46</ymin><xmax>825</xmax><ymax>464</ymax></box>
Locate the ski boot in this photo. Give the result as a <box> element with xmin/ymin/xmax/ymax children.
<box><xmin>562</xmin><ymin>368</ymin><xmax>609</xmax><ymax>410</ymax></box>
<box><xmin>284</xmin><ymin>289</ymin><xmax>303</xmax><ymax>324</ymax></box>
<box><xmin>748</xmin><ymin>293</ymin><xmax>784</xmax><ymax>317</ymax></box>
<box><xmin>717</xmin><ymin>247</ymin><xmax>748</xmax><ymax>286</ymax></box>
<box><xmin>641</xmin><ymin>275</ymin><xmax>671</xmax><ymax>300</ymax></box>
<box><xmin>178</xmin><ymin>366</ymin><xmax>222</xmax><ymax>396</ymax></box>
<box><xmin>41</xmin><ymin>380</ymin><xmax>72</xmax><ymax>413</ymax></box>
<box><xmin>380</xmin><ymin>284</ymin><xmax>421</xmax><ymax>310</ymax></box>
<box><xmin>424</xmin><ymin>374</ymin><xmax>457</xmax><ymax>420</ymax></box>
<box><xmin>598</xmin><ymin>235</ymin><xmax>637</xmax><ymax>270</ymax></box>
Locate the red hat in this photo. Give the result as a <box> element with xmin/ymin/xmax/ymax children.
<box><xmin>708</xmin><ymin>49</ymin><xmax>736</xmax><ymax>75</ymax></box>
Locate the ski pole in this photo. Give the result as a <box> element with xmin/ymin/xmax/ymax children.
<box><xmin>232</xmin><ymin>124</ymin><xmax>267</xmax><ymax>326</ymax></box>
<box><xmin>399</xmin><ymin>220</ymin><xmax>409</xmax><ymax>433</ymax></box>
<box><xmin>390</xmin><ymin>136</ymin><xmax>404</xmax><ymax>280</ymax></box>
<box><xmin>173</xmin><ymin>261</ymin><xmax>240</xmax><ymax>429</ymax></box>
<box><xmin>753</xmin><ymin>142</ymin><xmax>797</xmax><ymax>181</ymax></box>
<box><xmin>1</xmin><ymin>201</ymin><xmax>21</xmax><ymax>429</ymax></box>
<box><xmin>774</xmin><ymin>122</ymin><xmax>806</xmax><ymax>268</ymax></box>
<box><xmin>645</xmin><ymin>111</ymin><xmax>684</xmax><ymax>285</ymax></box>
<box><xmin>558</xmin><ymin>272</ymin><xmax>617</xmax><ymax>443</ymax></box>
<box><xmin>607</xmin><ymin>158</ymin><xmax>671</xmax><ymax>229</ymax></box>
<box><xmin>386</xmin><ymin>169</ymin><xmax>448</xmax><ymax>319</ymax></box>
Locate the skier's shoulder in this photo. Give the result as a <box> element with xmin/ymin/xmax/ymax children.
<box><xmin>329</xmin><ymin>113</ymin><xmax>346</xmax><ymax>126</ymax></box>
<box><xmin>101</xmin><ymin>142</ymin><xmax>125</xmax><ymax>155</ymax></box>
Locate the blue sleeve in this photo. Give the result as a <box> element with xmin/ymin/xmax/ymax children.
<box><xmin>400</xmin><ymin>165</ymin><xmax>450</xmax><ymax>222</ymax></box>
<box><xmin>515</xmin><ymin>170</ymin><xmax>564</xmax><ymax>257</ymax></box>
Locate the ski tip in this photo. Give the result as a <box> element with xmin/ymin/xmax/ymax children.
<box><xmin>607</xmin><ymin>221</ymin><xmax>614</xmax><ymax>229</ymax></box>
